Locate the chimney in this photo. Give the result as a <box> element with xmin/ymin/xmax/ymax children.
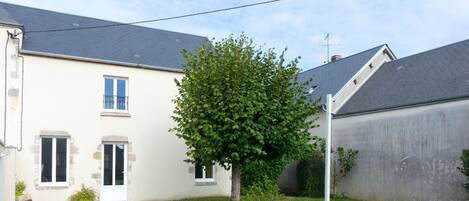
<box><xmin>331</xmin><ymin>54</ymin><xmax>342</xmax><ymax>62</ymax></box>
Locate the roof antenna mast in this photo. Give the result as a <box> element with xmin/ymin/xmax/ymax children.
<box><xmin>325</xmin><ymin>33</ymin><xmax>330</xmax><ymax>63</ymax></box>
<box><xmin>320</xmin><ymin>33</ymin><xmax>339</xmax><ymax>63</ymax></box>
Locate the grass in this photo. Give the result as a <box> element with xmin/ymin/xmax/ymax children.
<box><xmin>176</xmin><ymin>196</ymin><xmax>360</xmax><ymax>201</ymax></box>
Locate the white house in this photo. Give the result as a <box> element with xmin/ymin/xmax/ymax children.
<box><xmin>0</xmin><ymin>2</ymin><xmax>231</xmax><ymax>201</ymax></box>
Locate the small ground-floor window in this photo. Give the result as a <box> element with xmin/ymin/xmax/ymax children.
<box><xmin>195</xmin><ymin>163</ymin><xmax>215</xmax><ymax>182</ymax></box>
<box><xmin>40</xmin><ymin>137</ymin><xmax>69</xmax><ymax>186</ymax></box>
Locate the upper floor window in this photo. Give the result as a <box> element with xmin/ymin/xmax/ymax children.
<box><xmin>104</xmin><ymin>77</ymin><xmax>128</xmax><ymax>111</ymax></box>
<box><xmin>40</xmin><ymin>137</ymin><xmax>69</xmax><ymax>186</ymax></box>
<box><xmin>195</xmin><ymin>163</ymin><xmax>215</xmax><ymax>182</ymax></box>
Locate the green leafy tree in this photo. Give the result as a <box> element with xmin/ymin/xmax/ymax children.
<box><xmin>172</xmin><ymin>34</ymin><xmax>319</xmax><ymax>201</ymax></box>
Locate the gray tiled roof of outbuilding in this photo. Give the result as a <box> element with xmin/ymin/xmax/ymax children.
<box><xmin>299</xmin><ymin>45</ymin><xmax>387</xmax><ymax>105</ymax></box>
<box><xmin>336</xmin><ymin>39</ymin><xmax>469</xmax><ymax>116</ymax></box>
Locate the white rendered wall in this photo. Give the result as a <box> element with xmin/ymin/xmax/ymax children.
<box><xmin>0</xmin><ymin>147</ymin><xmax>16</xmax><ymax>201</ymax></box>
<box><xmin>15</xmin><ymin>55</ymin><xmax>231</xmax><ymax>201</ymax></box>
<box><xmin>333</xmin><ymin>99</ymin><xmax>469</xmax><ymax>201</ymax></box>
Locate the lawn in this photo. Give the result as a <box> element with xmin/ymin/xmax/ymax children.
<box><xmin>177</xmin><ymin>196</ymin><xmax>359</xmax><ymax>201</ymax></box>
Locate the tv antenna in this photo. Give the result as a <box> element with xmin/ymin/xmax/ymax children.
<box><xmin>320</xmin><ymin>33</ymin><xmax>340</xmax><ymax>63</ymax></box>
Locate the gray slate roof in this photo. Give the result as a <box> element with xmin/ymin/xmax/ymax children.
<box><xmin>299</xmin><ymin>45</ymin><xmax>385</xmax><ymax>105</ymax></box>
<box><xmin>0</xmin><ymin>2</ymin><xmax>209</xmax><ymax>70</ymax></box>
<box><xmin>337</xmin><ymin>39</ymin><xmax>469</xmax><ymax>116</ymax></box>
<box><xmin>0</xmin><ymin>5</ymin><xmax>19</xmax><ymax>26</ymax></box>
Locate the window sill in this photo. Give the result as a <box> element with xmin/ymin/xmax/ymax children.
<box><xmin>195</xmin><ymin>180</ymin><xmax>217</xmax><ymax>186</ymax></box>
<box><xmin>100</xmin><ymin>111</ymin><xmax>131</xmax><ymax>117</ymax></box>
<box><xmin>37</xmin><ymin>182</ymin><xmax>70</xmax><ymax>190</ymax></box>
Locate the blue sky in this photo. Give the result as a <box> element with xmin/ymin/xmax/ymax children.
<box><xmin>6</xmin><ymin>0</ymin><xmax>469</xmax><ymax>71</ymax></box>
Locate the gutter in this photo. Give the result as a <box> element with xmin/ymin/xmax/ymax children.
<box><xmin>19</xmin><ymin>50</ymin><xmax>184</xmax><ymax>73</ymax></box>
<box><xmin>0</xmin><ymin>22</ymin><xmax>23</xmax><ymax>29</ymax></box>
<box><xmin>334</xmin><ymin>95</ymin><xmax>469</xmax><ymax>119</ymax></box>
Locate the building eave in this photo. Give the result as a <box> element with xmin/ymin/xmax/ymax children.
<box><xmin>334</xmin><ymin>95</ymin><xmax>469</xmax><ymax>119</ymax></box>
<box><xmin>0</xmin><ymin>22</ymin><xmax>22</xmax><ymax>28</ymax></box>
<box><xmin>331</xmin><ymin>45</ymin><xmax>394</xmax><ymax>113</ymax></box>
<box><xmin>19</xmin><ymin>49</ymin><xmax>184</xmax><ymax>73</ymax></box>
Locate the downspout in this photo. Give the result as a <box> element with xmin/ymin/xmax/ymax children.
<box><xmin>12</xmin><ymin>32</ymin><xmax>24</xmax><ymax>152</ymax></box>
<box><xmin>3</xmin><ymin>31</ymin><xmax>10</xmax><ymax>146</ymax></box>
<box><xmin>3</xmin><ymin>30</ymin><xmax>24</xmax><ymax>151</ymax></box>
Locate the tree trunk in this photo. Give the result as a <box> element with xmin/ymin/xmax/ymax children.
<box><xmin>230</xmin><ymin>162</ymin><xmax>241</xmax><ymax>201</ymax></box>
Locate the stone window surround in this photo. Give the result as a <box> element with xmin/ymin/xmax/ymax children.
<box><xmin>92</xmin><ymin>135</ymin><xmax>136</xmax><ymax>198</ymax></box>
<box><xmin>33</xmin><ymin>131</ymin><xmax>78</xmax><ymax>190</ymax></box>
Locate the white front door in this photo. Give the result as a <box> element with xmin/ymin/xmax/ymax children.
<box><xmin>101</xmin><ymin>144</ymin><xmax>127</xmax><ymax>201</ymax></box>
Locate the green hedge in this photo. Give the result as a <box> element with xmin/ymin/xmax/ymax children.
<box><xmin>297</xmin><ymin>152</ymin><xmax>325</xmax><ymax>197</ymax></box>
<box><xmin>241</xmin><ymin>158</ymin><xmax>290</xmax><ymax>195</ymax></box>
<box><xmin>459</xmin><ymin>149</ymin><xmax>469</xmax><ymax>193</ymax></box>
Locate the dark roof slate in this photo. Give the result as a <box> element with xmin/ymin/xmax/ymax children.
<box><xmin>336</xmin><ymin>39</ymin><xmax>469</xmax><ymax>116</ymax></box>
<box><xmin>299</xmin><ymin>45</ymin><xmax>385</xmax><ymax>105</ymax></box>
<box><xmin>0</xmin><ymin>2</ymin><xmax>209</xmax><ymax>70</ymax></box>
<box><xmin>0</xmin><ymin>5</ymin><xmax>19</xmax><ymax>26</ymax></box>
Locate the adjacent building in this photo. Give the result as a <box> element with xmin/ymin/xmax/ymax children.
<box><xmin>280</xmin><ymin>44</ymin><xmax>395</xmax><ymax>194</ymax></box>
<box><xmin>283</xmin><ymin>38</ymin><xmax>469</xmax><ymax>201</ymax></box>
<box><xmin>0</xmin><ymin>7</ymin><xmax>24</xmax><ymax>201</ymax></box>
<box><xmin>334</xmin><ymin>39</ymin><xmax>469</xmax><ymax>201</ymax></box>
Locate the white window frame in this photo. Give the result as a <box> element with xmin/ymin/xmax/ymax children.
<box><xmin>101</xmin><ymin>143</ymin><xmax>128</xmax><ymax>187</ymax></box>
<box><xmin>38</xmin><ymin>137</ymin><xmax>70</xmax><ymax>187</ymax></box>
<box><xmin>195</xmin><ymin>164</ymin><xmax>216</xmax><ymax>182</ymax></box>
<box><xmin>103</xmin><ymin>76</ymin><xmax>129</xmax><ymax>112</ymax></box>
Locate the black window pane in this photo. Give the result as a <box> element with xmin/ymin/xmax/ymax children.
<box><xmin>41</xmin><ymin>138</ymin><xmax>52</xmax><ymax>182</ymax></box>
<box><xmin>115</xmin><ymin>144</ymin><xmax>125</xmax><ymax>185</ymax></box>
<box><xmin>205</xmin><ymin>165</ymin><xmax>213</xmax><ymax>179</ymax></box>
<box><xmin>103</xmin><ymin>145</ymin><xmax>113</xmax><ymax>185</ymax></box>
<box><xmin>195</xmin><ymin>164</ymin><xmax>203</xmax><ymax>179</ymax></box>
<box><xmin>56</xmin><ymin>138</ymin><xmax>67</xmax><ymax>182</ymax></box>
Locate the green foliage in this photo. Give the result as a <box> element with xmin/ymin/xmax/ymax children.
<box><xmin>172</xmin><ymin>33</ymin><xmax>319</xmax><ymax>167</ymax></box>
<box><xmin>172</xmin><ymin>34</ymin><xmax>319</xmax><ymax>198</ymax></box>
<box><xmin>297</xmin><ymin>137</ymin><xmax>325</xmax><ymax>197</ymax></box>
<box><xmin>178</xmin><ymin>196</ymin><xmax>230</xmax><ymax>201</ymax></box>
<box><xmin>241</xmin><ymin>132</ymin><xmax>323</xmax><ymax>194</ymax></box>
<box><xmin>241</xmin><ymin>157</ymin><xmax>290</xmax><ymax>195</ymax></box>
<box><xmin>68</xmin><ymin>184</ymin><xmax>97</xmax><ymax>201</ymax></box>
<box><xmin>15</xmin><ymin>181</ymin><xmax>26</xmax><ymax>197</ymax></box>
<box><xmin>459</xmin><ymin>149</ymin><xmax>469</xmax><ymax>192</ymax></box>
<box><xmin>176</xmin><ymin>196</ymin><xmax>361</xmax><ymax>201</ymax></box>
<box><xmin>243</xmin><ymin>178</ymin><xmax>282</xmax><ymax>201</ymax></box>
<box><xmin>332</xmin><ymin>147</ymin><xmax>359</xmax><ymax>196</ymax></box>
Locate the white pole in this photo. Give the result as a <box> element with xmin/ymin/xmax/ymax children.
<box><xmin>324</xmin><ymin>94</ymin><xmax>332</xmax><ymax>201</ymax></box>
